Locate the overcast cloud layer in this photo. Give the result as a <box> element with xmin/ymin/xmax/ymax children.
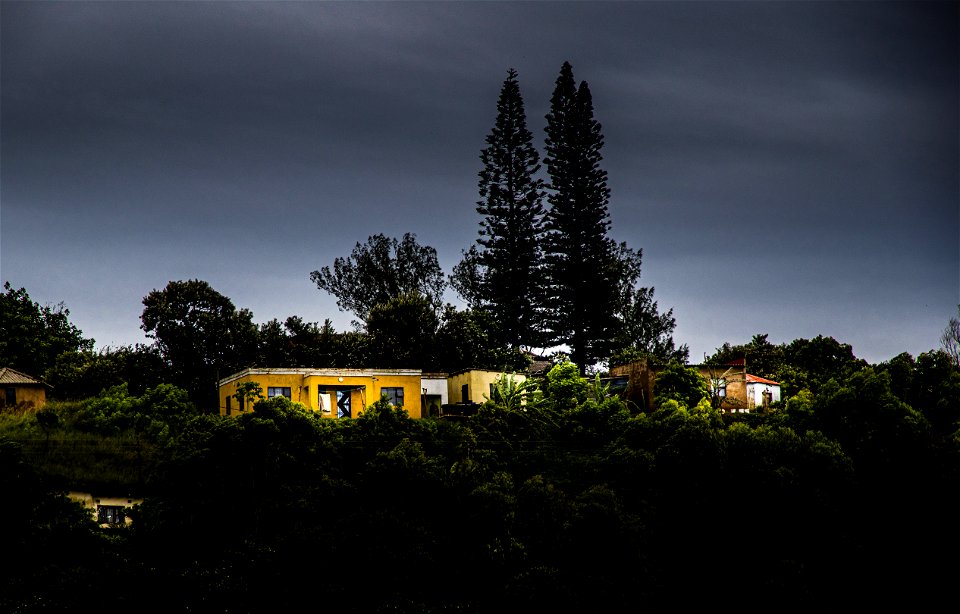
<box><xmin>2</xmin><ymin>1</ymin><xmax>957</xmax><ymax>364</ymax></box>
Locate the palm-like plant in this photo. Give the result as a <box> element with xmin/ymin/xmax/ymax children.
<box><xmin>589</xmin><ymin>373</ymin><xmax>611</xmax><ymax>401</ymax></box>
<box><xmin>485</xmin><ymin>373</ymin><xmax>539</xmax><ymax>411</ymax></box>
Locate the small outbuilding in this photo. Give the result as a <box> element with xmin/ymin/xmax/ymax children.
<box><xmin>0</xmin><ymin>367</ymin><xmax>50</xmax><ymax>411</ymax></box>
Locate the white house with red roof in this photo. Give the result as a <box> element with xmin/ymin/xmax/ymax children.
<box><xmin>745</xmin><ymin>373</ymin><xmax>781</xmax><ymax>409</ymax></box>
<box><xmin>610</xmin><ymin>357</ymin><xmax>782</xmax><ymax>413</ymax></box>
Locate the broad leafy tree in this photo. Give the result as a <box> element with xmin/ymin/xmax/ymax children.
<box><xmin>895</xmin><ymin>349</ymin><xmax>960</xmax><ymax>435</ymax></box>
<box><xmin>707</xmin><ymin>334</ymin><xmax>784</xmax><ymax>378</ymax></box>
<box><xmin>708</xmin><ymin>334</ymin><xmax>865</xmax><ymax>396</ymax></box>
<box><xmin>781</xmin><ymin>335</ymin><xmax>866</xmax><ymax>394</ymax></box>
<box><xmin>257</xmin><ymin>319</ymin><xmax>291</xmax><ymax>367</ymax></box>
<box><xmin>611</xmin><ymin>285</ymin><xmax>689</xmax><ymax>366</ymax></box>
<box><xmin>435</xmin><ymin>305</ymin><xmax>528</xmax><ymax>373</ymax></box>
<box><xmin>653</xmin><ymin>361</ymin><xmax>710</xmax><ymax>409</ymax></box>
<box><xmin>140</xmin><ymin>279</ymin><xmax>258</xmax><ymax>409</ymax></box>
<box><xmin>366</xmin><ymin>292</ymin><xmax>440</xmax><ymax>369</ymax></box>
<box><xmin>255</xmin><ymin>316</ymin><xmax>355</xmax><ymax>368</ymax></box>
<box><xmin>283</xmin><ymin>316</ymin><xmax>340</xmax><ymax>367</ymax></box>
<box><xmin>449</xmin><ymin>245</ymin><xmax>486</xmax><ymax>310</ymax></box>
<box><xmin>310</xmin><ymin>233</ymin><xmax>445</xmax><ymax>325</ymax></box>
<box><xmin>452</xmin><ymin>68</ymin><xmax>546</xmax><ymax>348</ymax></box>
<box><xmin>45</xmin><ymin>344</ymin><xmax>170</xmax><ymax>399</ymax></box>
<box><xmin>599</xmin><ymin>240</ymin><xmax>682</xmax><ymax>368</ymax></box>
<box><xmin>0</xmin><ymin>282</ymin><xmax>93</xmax><ymax>377</ymax></box>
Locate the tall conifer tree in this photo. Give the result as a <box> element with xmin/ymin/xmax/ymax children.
<box><xmin>542</xmin><ymin>62</ymin><xmax>623</xmax><ymax>369</ymax></box>
<box><xmin>453</xmin><ymin>68</ymin><xmax>545</xmax><ymax>348</ymax></box>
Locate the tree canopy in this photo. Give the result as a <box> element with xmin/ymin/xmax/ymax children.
<box><xmin>310</xmin><ymin>233</ymin><xmax>445</xmax><ymax>325</ymax></box>
<box><xmin>541</xmin><ymin>62</ymin><xmax>621</xmax><ymax>368</ymax></box>
<box><xmin>0</xmin><ymin>282</ymin><xmax>93</xmax><ymax>377</ymax></box>
<box><xmin>941</xmin><ymin>305</ymin><xmax>960</xmax><ymax>367</ymax></box>
<box><xmin>366</xmin><ymin>292</ymin><xmax>440</xmax><ymax>369</ymax></box>
<box><xmin>140</xmin><ymin>279</ymin><xmax>258</xmax><ymax>408</ymax></box>
<box><xmin>452</xmin><ymin>68</ymin><xmax>546</xmax><ymax>349</ymax></box>
<box><xmin>539</xmin><ymin>62</ymin><xmax>682</xmax><ymax>369</ymax></box>
<box><xmin>4</xmin><ymin>332</ymin><xmax>960</xmax><ymax>612</ymax></box>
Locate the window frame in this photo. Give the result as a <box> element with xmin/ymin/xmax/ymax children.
<box><xmin>267</xmin><ymin>387</ymin><xmax>292</xmax><ymax>399</ymax></box>
<box><xmin>97</xmin><ymin>505</ymin><xmax>126</xmax><ymax>525</ymax></box>
<box><xmin>381</xmin><ymin>387</ymin><xmax>404</xmax><ymax>408</ymax></box>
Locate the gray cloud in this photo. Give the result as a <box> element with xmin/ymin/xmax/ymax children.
<box><xmin>2</xmin><ymin>1</ymin><xmax>956</xmax><ymax>362</ymax></box>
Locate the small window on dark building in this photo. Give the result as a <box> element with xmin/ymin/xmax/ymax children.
<box><xmin>97</xmin><ymin>505</ymin><xmax>125</xmax><ymax>525</ymax></box>
<box><xmin>5</xmin><ymin>387</ymin><xmax>16</xmax><ymax>406</ymax></box>
<box><xmin>225</xmin><ymin>395</ymin><xmax>232</xmax><ymax>416</ymax></box>
<box><xmin>462</xmin><ymin>384</ymin><xmax>469</xmax><ymax>403</ymax></box>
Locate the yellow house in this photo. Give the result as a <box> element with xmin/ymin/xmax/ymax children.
<box><xmin>0</xmin><ymin>367</ymin><xmax>49</xmax><ymax>410</ymax></box>
<box><xmin>446</xmin><ymin>369</ymin><xmax>527</xmax><ymax>405</ymax></box>
<box><xmin>68</xmin><ymin>492</ymin><xmax>143</xmax><ymax>527</ymax></box>
<box><xmin>218</xmin><ymin>368</ymin><xmax>424</xmax><ymax>419</ymax></box>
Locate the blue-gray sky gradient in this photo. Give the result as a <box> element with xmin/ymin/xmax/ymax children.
<box><xmin>2</xmin><ymin>1</ymin><xmax>957</xmax><ymax>364</ymax></box>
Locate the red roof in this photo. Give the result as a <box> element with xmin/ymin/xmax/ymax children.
<box><xmin>746</xmin><ymin>373</ymin><xmax>779</xmax><ymax>386</ymax></box>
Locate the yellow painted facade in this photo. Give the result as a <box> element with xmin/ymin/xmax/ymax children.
<box><xmin>447</xmin><ymin>370</ymin><xmax>527</xmax><ymax>404</ymax></box>
<box><xmin>4</xmin><ymin>384</ymin><xmax>47</xmax><ymax>409</ymax></box>
<box><xmin>1</xmin><ymin>368</ymin><xmax>49</xmax><ymax>411</ymax></box>
<box><xmin>218</xmin><ymin>368</ymin><xmax>424</xmax><ymax>419</ymax></box>
<box><xmin>68</xmin><ymin>492</ymin><xmax>143</xmax><ymax>527</ymax></box>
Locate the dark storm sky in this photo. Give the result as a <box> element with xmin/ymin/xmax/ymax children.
<box><xmin>2</xmin><ymin>1</ymin><xmax>957</xmax><ymax>364</ymax></box>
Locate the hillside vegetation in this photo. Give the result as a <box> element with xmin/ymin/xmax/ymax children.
<box><xmin>3</xmin><ymin>353</ymin><xmax>958</xmax><ymax>612</ymax></box>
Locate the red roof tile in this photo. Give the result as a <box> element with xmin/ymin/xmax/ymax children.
<box><xmin>746</xmin><ymin>373</ymin><xmax>779</xmax><ymax>386</ymax></box>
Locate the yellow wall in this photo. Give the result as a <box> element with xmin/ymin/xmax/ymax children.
<box><xmin>447</xmin><ymin>370</ymin><xmax>527</xmax><ymax>404</ymax></box>
<box><xmin>68</xmin><ymin>492</ymin><xmax>143</xmax><ymax>527</ymax></box>
<box><xmin>218</xmin><ymin>369</ymin><xmax>424</xmax><ymax>419</ymax></box>
<box><xmin>3</xmin><ymin>385</ymin><xmax>46</xmax><ymax>410</ymax></box>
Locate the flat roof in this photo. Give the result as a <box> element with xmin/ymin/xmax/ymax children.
<box><xmin>219</xmin><ymin>367</ymin><xmax>422</xmax><ymax>387</ymax></box>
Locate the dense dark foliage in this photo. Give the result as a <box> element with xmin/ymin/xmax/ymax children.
<box><xmin>46</xmin><ymin>344</ymin><xmax>170</xmax><ymax>399</ymax></box>
<box><xmin>5</xmin><ymin>352</ymin><xmax>958</xmax><ymax>612</ymax></box>
<box><xmin>310</xmin><ymin>233</ymin><xmax>446</xmax><ymax>325</ymax></box>
<box><xmin>141</xmin><ymin>279</ymin><xmax>259</xmax><ymax>408</ymax></box>
<box><xmin>0</xmin><ymin>282</ymin><xmax>93</xmax><ymax>377</ymax></box>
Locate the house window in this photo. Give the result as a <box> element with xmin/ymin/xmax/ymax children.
<box><xmin>714</xmin><ymin>379</ymin><xmax>727</xmax><ymax>398</ymax></box>
<box><xmin>267</xmin><ymin>387</ymin><xmax>291</xmax><ymax>399</ymax></box>
<box><xmin>225</xmin><ymin>395</ymin><xmax>232</xmax><ymax>416</ymax></box>
<box><xmin>5</xmin><ymin>387</ymin><xmax>15</xmax><ymax>405</ymax></box>
<box><xmin>97</xmin><ymin>505</ymin><xmax>126</xmax><ymax>525</ymax></box>
<box><xmin>381</xmin><ymin>387</ymin><xmax>404</xmax><ymax>408</ymax></box>
<box><xmin>462</xmin><ymin>384</ymin><xmax>469</xmax><ymax>403</ymax></box>
<box><xmin>318</xmin><ymin>389</ymin><xmax>332</xmax><ymax>413</ymax></box>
